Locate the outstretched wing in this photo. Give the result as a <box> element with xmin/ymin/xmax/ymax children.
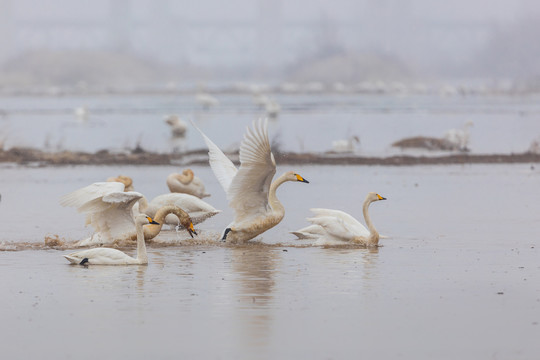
<box><xmin>61</xmin><ymin>182</ymin><xmax>142</xmax><ymax>242</ymax></box>
<box><xmin>192</xmin><ymin>120</ymin><xmax>238</xmax><ymax>193</ymax></box>
<box><xmin>227</xmin><ymin>119</ymin><xmax>276</xmax><ymax>223</ymax></box>
<box><xmin>60</xmin><ymin>182</ymin><xmax>125</xmax><ymax>209</ymax></box>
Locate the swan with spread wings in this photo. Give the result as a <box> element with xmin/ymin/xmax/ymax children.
<box><xmin>194</xmin><ymin>119</ymin><xmax>309</xmax><ymax>243</ymax></box>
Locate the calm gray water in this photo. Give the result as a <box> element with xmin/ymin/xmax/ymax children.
<box><xmin>1</xmin><ymin>92</ymin><xmax>540</xmax><ymax>155</ymax></box>
<box><xmin>1</xmin><ymin>163</ymin><xmax>540</xmax><ymax>359</ymax></box>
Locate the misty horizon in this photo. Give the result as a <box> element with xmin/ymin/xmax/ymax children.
<box><xmin>1</xmin><ymin>0</ymin><xmax>539</xmax><ymax>87</ymax></box>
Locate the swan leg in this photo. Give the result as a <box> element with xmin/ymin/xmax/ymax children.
<box><xmin>221</xmin><ymin>228</ymin><xmax>232</xmax><ymax>241</ymax></box>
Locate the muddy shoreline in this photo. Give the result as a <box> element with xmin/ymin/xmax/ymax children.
<box><xmin>1</xmin><ymin>147</ymin><xmax>540</xmax><ymax>166</ymax></box>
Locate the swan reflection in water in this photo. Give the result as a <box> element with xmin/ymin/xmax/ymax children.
<box><xmin>230</xmin><ymin>245</ymin><xmax>280</xmax><ymax>347</ymax></box>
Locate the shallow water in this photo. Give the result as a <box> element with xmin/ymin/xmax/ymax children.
<box><xmin>1</xmin><ymin>93</ymin><xmax>540</xmax><ymax>155</ymax></box>
<box><xmin>1</xmin><ymin>163</ymin><xmax>540</xmax><ymax>359</ymax></box>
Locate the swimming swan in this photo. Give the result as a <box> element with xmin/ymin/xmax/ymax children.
<box><xmin>194</xmin><ymin>118</ymin><xmax>309</xmax><ymax>243</ymax></box>
<box><xmin>63</xmin><ymin>214</ymin><xmax>159</xmax><ymax>265</ymax></box>
<box><xmin>294</xmin><ymin>192</ymin><xmax>386</xmax><ymax>246</ymax></box>
<box><xmin>60</xmin><ymin>182</ymin><xmax>197</xmax><ymax>246</ymax></box>
<box><xmin>166</xmin><ymin>168</ymin><xmax>210</xmax><ymax>198</ymax></box>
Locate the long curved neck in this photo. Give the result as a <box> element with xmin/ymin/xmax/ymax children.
<box><xmin>362</xmin><ymin>198</ymin><xmax>379</xmax><ymax>244</ymax></box>
<box><xmin>135</xmin><ymin>221</ymin><xmax>148</xmax><ymax>264</ymax></box>
<box><xmin>143</xmin><ymin>205</ymin><xmax>190</xmax><ymax>239</ymax></box>
<box><xmin>178</xmin><ymin>170</ymin><xmax>194</xmax><ymax>185</ymax></box>
<box><xmin>268</xmin><ymin>173</ymin><xmax>290</xmax><ymax>216</ymax></box>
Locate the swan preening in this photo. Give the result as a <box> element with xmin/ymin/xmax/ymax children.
<box><xmin>292</xmin><ymin>192</ymin><xmax>386</xmax><ymax>246</ymax></box>
<box><xmin>63</xmin><ymin>214</ymin><xmax>158</xmax><ymax>265</ymax></box>
<box><xmin>166</xmin><ymin>168</ymin><xmax>210</xmax><ymax>198</ymax></box>
<box><xmin>194</xmin><ymin>118</ymin><xmax>309</xmax><ymax>243</ymax></box>
<box><xmin>60</xmin><ymin>182</ymin><xmax>198</xmax><ymax>247</ymax></box>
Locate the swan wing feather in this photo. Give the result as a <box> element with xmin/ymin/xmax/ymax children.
<box><xmin>60</xmin><ymin>182</ymin><xmax>125</xmax><ymax>209</ymax></box>
<box><xmin>310</xmin><ymin>208</ymin><xmax>370</xmax><ymax>236</ymax></box>
<box><xmin>192</xmin><ymin>121</ymin><xmax>238</xmax><ymax>192</ymax></box>
<box><xmin>227</xmin><ymin>119</ymin><xmax>276</xmax><ymax>222</ymax></box>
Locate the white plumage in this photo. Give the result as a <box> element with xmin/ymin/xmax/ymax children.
<box><xmin>166</xmin><ymin>168</ymin><xmax>210</xmax><ymax>198</ymax></box>
<box><xmin>60</xmin><ymin>182</ymin><xmax>201</xmax><ymax>246</ymax></box>
<box><xmin>63</xmin><ymin>214</ymin><xmax>157</xmax><ymax>265</ymax></box>
<box><xmin>293</xmin><ymin>192</ymin><xmax>386</xmax><ymax>246</ymax></box>
<box><xmin>194</xmin><ymin>119</ymin><xmax>309</xmax><ymax>243</ymax></box>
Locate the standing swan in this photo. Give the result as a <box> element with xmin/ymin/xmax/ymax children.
<box><xmin>166</xmin><ymin>168</ymin><xmax>210</xmax><ymax>198</ymax></box>
<box><xmin>63</xmin><ymin>215</ymin><xmax>158</xmax><ymax>265</ymax></box>
<box><xmin>293</xmin><ymin>192</ymin><xmax>386</xmax><ymax>246</ymax></box>
<box><xmin>194</xmin><ymin>119</ymin><xmax>309</xmax><ymax>243</ymax></box>
<box><xmin>60</xmin><ymin>182</ymin><xmax>197</xmax><ymax>246</ymax></box>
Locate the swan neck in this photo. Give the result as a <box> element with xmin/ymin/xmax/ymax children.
<box><xmin>362</xmin><ymin>198</ymin><xmax>379</xmax><ymax>243</ymax></box>
<box><xmin>268</xmin><ymin>173</ymin><xmax>289</xmax><ymax>214</ymax></box>
<box><xmin>136</xmin><ymin>221</ymin><xmax>148</xmax><ymax>264</ymax></box>
<box><xmin>178</xmin><ymin>170</ymin><xmax>194</xmax><ymax>185</ymax></box>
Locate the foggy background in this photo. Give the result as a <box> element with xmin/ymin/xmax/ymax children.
<box><xmin>0</xmin><ymin>0</ymin><xmax>539</xmax><ymax>89</ymax></box>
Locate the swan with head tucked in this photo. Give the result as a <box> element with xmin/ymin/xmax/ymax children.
<box><xmin>63</xmin><ymin>215</ymin><xmax>158</xmax><ymax>265</ymax></box>
<box><xmin>106</xmin><ymin>175</ymin><xmax>134</xmax><ymax>191</ymax></box>
<box><xmin>293</xmin><ymin>192</ymin><xmax>386</xmax><ymax>246</ymax></box>
<box><xmin>60</xmin><ymin>182</ymin><xmax>197</xmax><ymax>246</ymax></box>
<box><xmin>166</xmin><ymin>168</ymin><xmax>210</xmax><ymax>198</ymax></box>
<box><xmin>194</xmin><ymin>118</ymin><xmax>309</xmax><ymax>243</ymax></box>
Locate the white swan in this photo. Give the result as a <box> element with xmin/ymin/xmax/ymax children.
<box><xmin>194</xmin><ymin>118</ymin><xmax>309</xmax><ymax>243</ymax></box>
<box><xmin>444</xmin><ymin>121</ymin><xmax>473</xmax><ymax>152</ymax></box>
<box><xmin>196</xmin><ymin>92</ymin><xmax>219</xmax><ymax>109</ymax></box>
<box><xmin>63</xmin><ymin>214</ymin><xmax>158</xmax><ymax>265</ymax></box>
<box><xmin>264</xmin><ymin>99</ymin><xmax>281</xmax><ymax>118</ymax></box>
<box><xmin>60</xmin><ymin>182</ymin><xmax>197</xmax><ymax>246</ymax></box>
<box><xmin>166</xmin><ymin>168</ymin><xmax>210</xmax><ymax>198</ymax></box>
<box><xmin>134</xmin><ymin>193</ymin><xmax>220</xmax><ymax>227</ymax></box>
<box><xmin>74</xmin><ymin>106</ymin><xmax>88</xmax><ymax>123</ymax></box>
<box><xmin>293</xmin><ymin>192</ymin><xmax>386</xmax><ymax>246</ymax></box>
<box><xmin>106</xmin><ymin>175</ymin><xmax>134</xmax><ymax>191</ymax></box>
<box><xmin>165</xmin><ymin>115</ymin><xmax>187</xmax><ymax>137</ymax></box>
<box><xmin>331</xmin><ymin>135</ymin><xmax>360</xmax><ymax>153</ymax></box>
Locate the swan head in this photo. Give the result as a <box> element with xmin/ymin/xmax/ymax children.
<box><xmin>135</xmin><ymin>214</ymin><xmax>159</xmax><ymax>226</ymax></box>
<box><xmin>367</xmin><ymin>192</ymin><xmax>386</xmax><ymax>202</ymax></box>
<box><xmin>284</xmin><ymin>171</ymin><xmax>309</xmax><ymax>183</ymax></box>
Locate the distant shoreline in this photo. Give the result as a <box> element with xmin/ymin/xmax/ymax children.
<box><xmin>2</xmin><ymin>147</ymin><xmax>540</xmax><ymax>167</ymax></box>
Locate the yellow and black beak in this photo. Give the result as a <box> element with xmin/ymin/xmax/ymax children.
<box><xmin>377</xmin><ymin>194</ymin><xmax>387</xmax><ymax>201</ymax></box>
<box><xmin>147</xmin><ymin>216</ymin><xmax>160</xmax><ymax>225</ymax></box>
<box><xmin>187</xmin><ymin>222</ymin><xmax>197</xmax><ymax>238</ymax></box>
<box><xmin>295</xmin><ymin>174</ymin><xmax>309</xmax><ymax>183</ymax></box>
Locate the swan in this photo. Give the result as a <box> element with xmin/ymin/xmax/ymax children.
<box><xmin>195</xmin><ymin>92</ymin><xmax>219</xmax><ymax>109</ymax></box>
<box><xmin>134</xmin><ymin>193</ymin><xmax>220</xmax><ymax>227</ymax></box>
<box><xmin>331</xmin><ymin>135</ymin><xmax>360</xmax><ymax>153</ymax></box>
<box><xmin>60</xmin><ymin>182</ymin><xmax>197</xmax><ymax>246</ymax></box>
<box><xmin>265</xmin><ymin>99</ymin><xmax>281</xmax><ymax>119</ymax></box>
<box><xmin>444</xmin><ymin>121</ymin><xmax>473</xmax><ymax>152</ymax></box>
<box><xmin>74</xmin><ymin>106</ymin><xmax>88</xmax><ymax>123</ymax></box>
<box><xmin>166</xmin><ymin>168</ymin><xmax>210</xmax><ymax>198</ymax></box>
<box><xmin>63</xmin><ymin>214</ymin><xmax>159</xmax><ymax>265</ymax></box>
<box><xmin>193</xmin><ymin>118</ymin><xmax>309</xmax><ymax>243</ymax></box>
<box><xmin>293</xmin><ymin>192</ymin><xmax>386</xmax><ymax>246</ymax></box>
<box><xmin>106</xmin><ymin>175</ymin><xmax>134</xmax><ymax>191</ymax></box>
<box><xmin>165</xmin><ymin>115</ymin><xmax>187</xmax><ymax>137</ymax></box>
